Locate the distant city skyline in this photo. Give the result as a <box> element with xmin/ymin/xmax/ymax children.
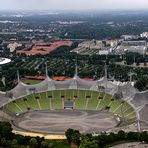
<box><xmin>0</xmin><ymin>0</ymin><xmax>148</xmax><ymax>11</ymax></box>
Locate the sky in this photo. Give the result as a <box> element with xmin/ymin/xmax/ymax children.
<box><xmin>1</xmin><ymin>0</ymin><xmax>148</xmax><ymax>10</ymax></box>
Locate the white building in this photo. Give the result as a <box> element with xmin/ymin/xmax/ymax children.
<box><xmin>116</xmin><ymin>45</ymin><xmax>147</xmax><ymax>55</ymax></box>
<box><xmin>98</xmin><ymin>50</ymin><xmax>109</xmax><ymax>55</ymax></box>
<box><xmin>120</xmin><ymin>35</ymin><xmax>139</xmax><ymax>40</ymax></box>
<box><xmin>140</xmin><ymin>32</ymin><xmax>148</xmax><ymax>38</ymax></box>
<box><xmin>7</xmin><ymin>42</ymin><xmax>22</xmax><ymax>52</ymax></box>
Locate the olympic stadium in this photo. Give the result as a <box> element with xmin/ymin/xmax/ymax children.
<box><xmin>0</xmin><ymin>67</ymin><xmax>148</xmax><ymax>135</ymax></box>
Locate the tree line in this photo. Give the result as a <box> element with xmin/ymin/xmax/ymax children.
<box><xmin>65</xmin><ymin>128</ymin><xmax>148</xmax><ymax>148</ymax></box>
<box><xmin>0</xmin><ymin>121</ymin><xmax>148</xmax><ymax>148</ymax></box>
<box><xmin>0</xmin><ymin>121</ymin><xmax>53</xmax><ymax>148</ymax></box>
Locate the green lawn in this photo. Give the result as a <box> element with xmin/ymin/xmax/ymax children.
<box><xmin>22</xmin><ymin>79</ymin><xmax>42</xmax><ymax>85</ymax></box>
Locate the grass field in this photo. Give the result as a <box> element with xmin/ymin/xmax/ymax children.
<box><xmin>22</xmin><ymin>79</ymin><xmax>42</xmax><ymax>85</ymax></box>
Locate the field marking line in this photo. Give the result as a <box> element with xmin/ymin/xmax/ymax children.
<box><xmin>123</xmin><ymin>106</ymin><xmax>131</xmax><ymax>114</ymax></box>
<box><xmin>108</xmin><ymin>100</ymin><xmax>113</xmax><ymax>107</ymax></box>
<box><xmin>15</xmin><ymin>103</ymin><xmax>23</xmax><ymax>112</ymax></box>
<box><xmin>113</xmin><ymin>103</ymin><xmax>123</xmax><ymax>113</ymax></box>
<box><xmin>37</xmin><ymin>99</ymin><xmax>41</xmax><ymax>110</ymax></box>
<box><xmin>85</xmin><ymin>99</ymin><xmax>89</xmax><ymax>110</ymax></box>
<box><xmin>125</xmin><ymin>111</ymin><xmax>135</xmax><ymax>117</ymax></box>
<box><xmin>96</xmin><ymin>99</ymin><xmax>101</xmax><ymax>110</ymax></box>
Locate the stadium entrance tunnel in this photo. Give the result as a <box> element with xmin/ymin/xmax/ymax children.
<box><xmin>63</xmin><ymin>100</ymin><xmax>74</xmax><ymax>109</ymax></box>
<box><xmin>2</xmin><ymin>89</ymin><xmax>137</xmax><ymax>134</ymax></box>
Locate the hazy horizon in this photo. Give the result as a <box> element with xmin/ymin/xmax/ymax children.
<box><xmin>0</xmin><ymin>0</ymin><xmax>148</xmax><ymax>11</ymax></box>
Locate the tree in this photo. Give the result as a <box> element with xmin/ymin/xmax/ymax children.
<box><xmin>79</xmin><ymin>136</ymin><xmax>99</xmax><ymax>148</ymax></box>
<box><xmin>65</xmin><ymin>129</ymin><xmax>81</xmax><ymax>146</ymax></box>
<box><xmin>144</xmin><ymin>61</ymin><xmax>147</xmax><ymax>66</ymax></box>
<box><xmin>11</xmin><ymin>139</ymin><xmax>19</xmax><ymax>148</ymax></box>
<box><xmin>79</xmin><ymin>140</ymin><xmax>98</xmax><ymax>148</ymax></box>
<box><xmin>65</xmin><ymin>128</ymin><xmax>75</xmax><ymax>144</ymax></box>
<box><xmin>135</xmin><ymin>76</ymin><xmax>148</xmax><ymax>91</ymax></box>
<box><xmin>140</xmin><ymin>131</ymin><xmax>148</xmax><ymax>142</ymax></box>
<box><xmin>41</xmin><ymin>140</ymin><xmax>52</xmax><ymax>148</ymax></box>
<box><xmin>71</xmin><ymin>131</ymin><xmax>81</xmax><ymax>146</ymax></box>
<box><xmin>0</xmin><ymin>122</ymin><xmax>13</xmax><ymax>140</ymax></box>
<box><xmin>29</xmin><ymin>138</ymin><xmax>38</xmax><ymax>148</ymax></box>
<box><xmin>0</xmin><ymin>137</ymin><xmax>7</xmax><ymax>147</ymax></box>
<box><xmin>117</xmin><ymin>130</ymin><xmax>126</xmax><ymax>140</ymax></box>
<box><xmin>127</xmin><ymin>132</ymin><xmax>140</xmax><ymax>141</ymax></box>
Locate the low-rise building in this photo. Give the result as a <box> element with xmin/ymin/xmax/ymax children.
<box><xmin>140</xmin><ymin>32</ymin><xmax>148</xmax><ymax>38</ymax></box>
<box><xmin>115</xmin><ymin>45</ymin><xmax>147</xmax><ymax>55</ymax></box>
<box><xmin>7</xmin><ymin>42</ymin><xmax>22</xmax><ymax>52</ymax></box>
<box><xmin>98</xmin><ymin>50</ymin><xmax>110</xmax><ymax>55</ymax></box>
<box><xmin>121</xmin><ymin>41</ymin><xmax>146</xmax><ymax>46</ymax></box>
<box><xmin>120</xmin><ymin>35</ymin><xmax>139</xmax><ymax>40</ymax></box>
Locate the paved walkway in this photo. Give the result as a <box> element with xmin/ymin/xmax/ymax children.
<box><xmin>111</xmin><ymin>142</ymin><xmax>148</xmax><ymax>148</ymax></box>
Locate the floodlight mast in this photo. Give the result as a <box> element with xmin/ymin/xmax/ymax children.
<box><xmin>134</xmin><ymin>54</ymin><xmax>136</xmax><ymax>66</ymax></box>
<box><xmin>74</xmin><ymin>53</ymin><xmax>78</xmax><ymax>78</ymax></box>
<box><xmin>75</xmin><ymin>63</ymin><xmax>78</xmax><ymax>77</ymax></box>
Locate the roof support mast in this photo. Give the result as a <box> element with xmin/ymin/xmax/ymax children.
<box><xmin>45</xmin><ymin>62</ymin><xmax>48</xmax><ymax>77</ymax></box>
<box><xmin>74</xmin><ymin>53</ymin><xmax>78</xmax><ymax>79</ymax></box>
<box><xmin>105</xmin><ymin>63</ymin><xmax>108</xmax><ymax>88</ymax></box>
<box><xmin>17</xmin><ymin>70</ymin><xmax>20</xmax><ymax>83</ymax></box>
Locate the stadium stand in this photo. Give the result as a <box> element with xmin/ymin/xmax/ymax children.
<box><xmin>0</xmin><ymin>72</ymin><xmax>148</xmax><ymax>131</ymax></box>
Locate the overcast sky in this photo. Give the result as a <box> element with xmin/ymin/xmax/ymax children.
<box><xmin>1</xmin><ymin>0</ymin><xmax>148</xmax><ymax>10</ymax></box>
